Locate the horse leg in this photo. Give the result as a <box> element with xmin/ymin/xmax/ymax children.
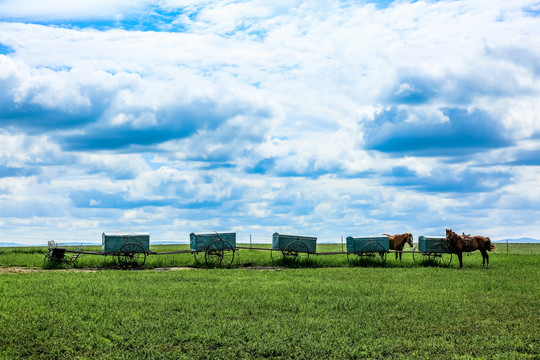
<box><xmin>480</xmin><ymin>249</ymin><xmax>486</xmax><ymax>268</ymax></box>
<box><xmin>395</xmin><ymin>252</ymin><xmax>398</xmax><ymax>261</ymax></box>
<box><xmin>457</xmin><ymin>252</ymin><xmax>463</xmax><ymax>269</ymax></box>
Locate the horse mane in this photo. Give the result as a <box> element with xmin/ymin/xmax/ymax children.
<box><xmin>384</xmin><ymin>233</ymin><xmax>413</xmax><ymax>247</ymax></box>
<box><xmin>446</xmin><ymin>229</ymin><xmax>460</xmax><ymax>243</ymax></box>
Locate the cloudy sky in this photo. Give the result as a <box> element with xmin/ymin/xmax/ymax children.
<box><xmin>1</xmin><ymin>0</ymin><xmax>539</xmax><ymax>245</ymax></box>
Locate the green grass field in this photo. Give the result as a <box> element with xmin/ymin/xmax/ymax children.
<box><xmin>1</xmin><ymin>242</ymin><xmax>538</xmax><ymax>268</ymax></box>
<box><xmin>1</xmin><ymin>244</ymin><xmax>539</xmax><ymax>359</ymax></box>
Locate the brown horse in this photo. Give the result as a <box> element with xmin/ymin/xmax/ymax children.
<box><xmin>446</xmin><ymin>229</ymin><xmax>496</xmax><ymax>269</ymax></box>
<box><xmin>383</xmin><ymin>233</ymin><xmax>414</xmax><ymax>260</ymax></box>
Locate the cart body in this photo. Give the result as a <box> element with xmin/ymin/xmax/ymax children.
<box><xmin>102</xmin><ymin>233</ymin><xmax>150</xmax><ymax>253</ymax></box>
<box><xmin>190</xmin><ymin>232</ymin><xmax>236</xmax><ymax>252</ymax></box>
<box><xmin>418</xmin><ymin>236</ymin><xmax>450</xmax><ymax>252</ymax></box>
<box><xmin>272</xmin><ymin>233</ymin><xmax>317</xmax><ymax>253</ymax></box>
<box><xmin>346</xmin><ymin>236</ymin><xmax>389</xmax><ymax>253</ymax></box>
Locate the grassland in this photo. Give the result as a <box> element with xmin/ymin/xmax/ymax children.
<box><xmin>1</xmin><ymin>244</ymin><xmax>539</xmax><ymax>359</ymax></box>
<box><xmin>1</xmin><ymin>242</ymin><xmax>538</xmax><ymax>268</ymax></box>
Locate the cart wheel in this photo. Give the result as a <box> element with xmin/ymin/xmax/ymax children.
<box><xmin>193</xmin><ymin>251</ymin><xmax>204</xmax><ymax>265</ymax></box>
<box><xmin>205</xmin><ymin>240</ymin><xmax>235</xmax><ymax>268</ymax></box>
<box><xmin>359</xmin><ymin>242</ymin><xmax>387</xmax><ymax>264</ymax></box>
<box><xmin>429</xmin><ymin>243</ymin><xmax>452</xmax><ymax>266</ymax></box>
<box><xmin>117</xmin><ymin>242</ymin><xmax>146</xmax><ymax>268</ymax></box>
<box><xmin>281</xmin><ymin>240</ymin><xmax>309</xmax><ymax>263</ymax></box>
<box><xmin>412</xmin><ymin>245</ymin><xmax>427</xmax><ymax>263</ymax></box>
<box><xmin>270</xmin><ymin>248</ymin><xmax>280</xmax><ymax>263</ymax></box>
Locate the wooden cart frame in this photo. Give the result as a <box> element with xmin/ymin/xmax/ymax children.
<box><xmin>43</xmin><ymin>233</ymin><xmax>456</xmax><ymax>269</ymax></box>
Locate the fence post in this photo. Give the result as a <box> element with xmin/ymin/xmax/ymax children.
<box><xmin>341</xmin><ymin>236</ymin><xmax>343</xmax><ymax>252</ymax></box>
<box><xmin>250</xmin><ymin>234</ymin><xmax>252</xmax><ymax>249</ymax></box>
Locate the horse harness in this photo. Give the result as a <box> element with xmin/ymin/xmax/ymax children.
<box><xmin>446</xmin><ymin>234</ymin><xmax>474</xmax><ymax>254</ymax></box>
<box><xmin>460</xmin><ymin>235</ymin><xmax>474</xmax><ymax>254</ymax></box>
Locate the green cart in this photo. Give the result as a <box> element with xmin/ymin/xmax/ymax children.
<box><xmin>346</xmin><ymin>236</ymin><xmax>389</xmax><ymax>263</ymax></box>
<box><xmin>102</xmin><ymin>233</ymin><xmax>150</xmax><ymax>268</ymax></box>
<box><xmin>271</xmin><ymin>233</ymin><xmax>317</xmax><ymax>262</ymax></box>
<box><xmin>44</xmin><ymin>233</ymin><xmax>150</xmax><ymax>268</ymax></box>
<box><xmin>190</xmin><ymin>232</ymin><xmax>236</xmax><ymax>267</ymax></box>
<box><xmin>412</xmin><ymin>236</ymin><xmax>452</xmax><ymax>266</ymax></box>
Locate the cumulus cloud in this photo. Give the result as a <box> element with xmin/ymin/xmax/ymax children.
<box><xmin>363</xmin><ymin>107</ymin><xmax>513</xmax><ymax>156</ymax></box>
<box><xmin>0</xmin><ymin>165</ymin><xmax>41</xmax><ymax>178</ymax></box>
<box><xmin>0</xmin><ymin>51</ymin><xmax>274</xmax><ymax>151</ymax></box>
<box><xmin>506</xmin><ymin>148</ymin><xmax>540</xmax><ymax>166</ymax></box>
<box><xmin>69</xmin><ymin>189</ymin><xmax>174</xmax><ymax>209</ymax></box>
<box><xmin>387</xmin><ymin>165</ymin><xmax>513</xmax><ymax>193</ymax></box>
<box><xmin>1</xmin><ymin>0</ymin><xmax>539</xmax><ymax>243</ymax></box>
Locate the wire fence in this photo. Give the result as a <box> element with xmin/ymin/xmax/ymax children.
<box><xmin>1</xmin><ymin>235</ymin><xmax>539</xmax><ymax>255</ymax></box>
<box><xmin>492</xmin><ymin>242</ymin><xmax>540</xmax><ymax>255</ymax></box>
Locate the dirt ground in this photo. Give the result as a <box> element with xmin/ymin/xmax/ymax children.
<box><xmin>0</xmin><ymin>267</ymin><xmax>198</xmax><ymax>273</ymax></box>
<box><xmin>0</xmin><ymin>266</ymin><xmax>282</xmax><ymax>273</ymax></box>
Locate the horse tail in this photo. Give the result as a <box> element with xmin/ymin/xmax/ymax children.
<box><xmin>486</xmin><ymin>238</ymin><xmax>496</xmax><ymax>252</ymax></box>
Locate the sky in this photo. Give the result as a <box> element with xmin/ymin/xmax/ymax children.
<box><xmin>0</xmin><ymin>0</ymin><xmax>539</xmax><ymax>245</ymax></box>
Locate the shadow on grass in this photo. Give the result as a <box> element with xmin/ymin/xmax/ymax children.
<box><xmin>267</xmin><ymin>255</ymin><xmax>318</xmax><ymax>268</ymax></box>
<box><xmin>414</xmin><ymin>258</ymin><xmax>454</xmax><ymax>268</ymax></box>
<box><xmin>346</xmin><ymin>254</ymin><xmax>389</xmax><ymax>268</ymax></box>
<box><xmin>45</xmin><ymin>255</ymin><xmax>141</xmax><ymax>270</ymax></box>
<box><xmin>41</xmin><ymin>248</ymin><xmax>459</xmax><ymax>270</ymax></box>
<box><xmin>42</xmin><ymin>258</ymin><xmax>74</xmax><ymax>270</ymax></box>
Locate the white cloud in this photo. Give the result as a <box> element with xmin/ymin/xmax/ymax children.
<box><xmin>1</xmin><ymin>0</ymin><xmax>540</xmax><ymax>244</ymax></box>
<box><xmin>247</xmin><ymin>202</ymin><xmax>271</xmax><ymax>217</ymax></box>
<box><xmin>89</xmin><ymin>199</ymin><xmax>101</xmax><ymax>206</ymax></box>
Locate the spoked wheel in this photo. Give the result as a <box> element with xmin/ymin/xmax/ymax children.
<box><xmin>270</xmin><ymin>249</ymin><xmax>282</xmax><ymax>263</ymax></box>
<box><xmin>193</xmin><ymin>251</ymin><xmax>204</xmax><ymax>265</ymax></box>
<box><xmin>359</xmin><ymin>242</ymin><xmax>387</xmax><ymax>264</ymax></box>
<box><xmin>412</xmin><ymin>245</ymin><xmax>429</xmax><ymax>263</ymax></box>
<box><xmin>117</xmin><ymin>242</ymin><xmax>146</xmax><ymax>268</ymax></box>
<box><xmin>428</xmin><ymin>243</ymin><xmax>452</xmax><ymax>266</ymax></box>
<box><xmin>280</xmin><ymin>240</ymin><xmax>310</xmax><ymax>263</ymax></box>
<box><xmin>205</xmin><ymin>240</ymin><xmax>235</xmax><ymax>268</ymax></box>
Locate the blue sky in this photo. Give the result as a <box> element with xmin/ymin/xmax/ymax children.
<box><xmin>1</xmin><ymin>0</ymin><xmax>539</xmax><ymax>245</ymax></box>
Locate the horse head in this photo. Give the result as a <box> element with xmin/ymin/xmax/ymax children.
<box><xmin>406</xmin><ymin>233</ymin><xmax>414</xmax><ymax>247</ymax></box>
<box><xmin>446</xmin><ymin>229</ymin><xmax>460</xmax><ymax>243</ymax></box>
